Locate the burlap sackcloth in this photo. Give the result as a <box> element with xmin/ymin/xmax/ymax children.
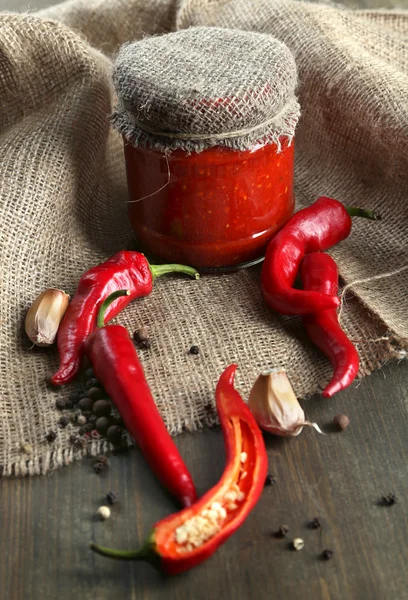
<box><xmin>1</xmin><ymin>0</ymin><xmax>407</xmax><ymax>476</ymax></box>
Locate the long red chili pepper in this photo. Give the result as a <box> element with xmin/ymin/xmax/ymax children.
<box><xmin>300</xmin><ymin>252</ymin><xmax>360</xmax><ymax>397</ymax></box>
<box><xmin>261</xmin><ymin>197</ymin><xmax>380</xmax><ymax>315</ymax></box>
<box><xmin>84</xmin><ymin>290</ymin><xmax>197</xmax><ymax>508</ymax></box>
<box><xmin>90</xmin><ymin>364</ymin><xmax>268</xmax><ymax>575</ymax></box>
<box><xmin>51</xmin><ymin>251</ymin><xmax>198</xmax><ymax>385</ymax></box>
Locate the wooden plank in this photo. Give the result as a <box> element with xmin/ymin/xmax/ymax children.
<box><xmin>1</xmin><ymin>360</ymin><xmax>407</xmax><ymax>600</ymax></box>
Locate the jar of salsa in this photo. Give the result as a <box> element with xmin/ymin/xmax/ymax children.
<box><xmin>112</xmin><ymin>27</ymin><xmax>300</xmax><ymax>268</ymax></box>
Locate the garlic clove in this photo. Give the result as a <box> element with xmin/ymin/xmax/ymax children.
<box><xmin>248</xmin><ymin>368</ymin><xmax>323</xmax><ymax>437</ymax></box>
<box><xmin>25</xmin><ymin>288</ymin><xmax>70</xmax><ymax>346</ymax></box>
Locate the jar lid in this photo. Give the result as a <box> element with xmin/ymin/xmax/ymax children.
<box><xmin>112</xmin><ymin>27</ymin><xmax>300</xmax><ymax>153</ymax></box>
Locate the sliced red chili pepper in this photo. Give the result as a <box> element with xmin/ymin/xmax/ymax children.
<box><xmin>301</xmin><ymin>252</ymin><xmax>360</xmax><ymax>397</ymax></box>
<box><xmin>261</xmin><ymin>196</ymin><xmax>380</xmax><ymax>316</ymax></box>
<box><xmin>84</xmin><ymin>290</ymin><xmax>197</xmax><ymax>508</ymax></box>
<box><xmin>90</xmin><ymin>364</ymin><xmax>268</xmax><ymax>575</ymax></box>
<box><xmin>51</xmin><ymin>251</ymin><xmax>198</xmax><ymax>385</ymax></box>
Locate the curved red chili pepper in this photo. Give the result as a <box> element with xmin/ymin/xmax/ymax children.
<box><xmin>85</xmin><ymin>290</ymin><xmax>197</xmax><ymax>507</ymax></box>
<box><xmin>90</xmin><ymin>364</ymin><xmax>268</xmax><ymax>575</ymax></box>
<box><xmin>261</xmin><ymin>197</ymin><xmax>380</xmax><ymax>315</ymax></box>
<box><xmin>300</xmin><ymin>252</ymin><xmax>360</xmax><ymax>397</ymax></box>
<box><xmin>51</xmin><ymin>251</ymin><xmax>198</xmax><ymax>386</ymax></box>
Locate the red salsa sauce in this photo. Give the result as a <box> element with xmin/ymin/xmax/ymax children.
<box><xmin>125</xmin><ymin>139</ymin><xmax>295</xmax><ymax>268</ymax></box>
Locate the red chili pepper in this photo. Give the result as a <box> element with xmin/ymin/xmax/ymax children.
<box><xmin>300</xmin><ymin>252</ymin><xmax>360</xmax><ymax>397</ymax></box>
<box><xmin>90</xmin><ymin>364</ymin><xmax>268</xmax><ymax>575</ymax></box>
<box><xmin>84</xmin><ymin>290</ymin><xmax>197</xmax><ymax>507</ymax></box>
<box><xmin>51</xmin><ymin>251</ymin><xmax>198</xmax><ymax>385</ymax></box>
<box><xmin>261</xmin><ymin>197</ymin><xmax>380</xmax><ymax>315</ymax></box>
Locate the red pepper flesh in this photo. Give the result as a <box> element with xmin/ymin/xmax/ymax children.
<box><xmin>51</xmin><ymin>251</ymin><xmax>198</xmax><ymax>385</ymax></box>
<box><xmin>261</xmin><ymin>197</ymin><xmax>380</xmax><ymax>316</ymax></box>
<box><xmin>301</xmin><ymin>252</ymin><xmax>360</xmax><ymax>397</ymax></box>
<box><xmin>90</xmin><ymin>364</ymin><xmax>268</xmax><ymax>575</ymax></box>
<box><xmin>84</xmin><ymin>290</ymin><xmax>197</xmax><ymax>508</ymax></box>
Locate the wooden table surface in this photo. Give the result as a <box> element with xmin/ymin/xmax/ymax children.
<box><xmin>1</xmin><ymin>0</ymin><xmax>407</xmax><ymax>598</ymax></box>
<box><xmin>1</xmin><ymin>359</ymin><xmax>407</xmax><ymax>600</ymax></box>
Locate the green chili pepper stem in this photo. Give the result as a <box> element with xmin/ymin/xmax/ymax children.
<box><xmin>346</xmin><ymin>206</ymin><xmax>382</xmax><ymax>221</ymax></box>
<box><xmin>90</xmin><ymin>535</ymin><xmax>159</xmax><ymax>566</ymax></box>
<box><xmin>150</xmin><ymin>263</ymin><xmax>200</xmax><ymax>280</ymax></box>
<box><xmin>96</xmin><ymin>290</ymin><xmax>130</xmax><ymax>329</ymax></box>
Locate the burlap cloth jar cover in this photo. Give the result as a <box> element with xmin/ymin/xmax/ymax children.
<box><xmin>0</xmin><ymin>0</ymin><xmax>407</xmax><ymax>477</ymax></box>
<box><xmin>111</xmin><ymin>27</ymin><xmax>300</xmax><ymax>152</ymax></box>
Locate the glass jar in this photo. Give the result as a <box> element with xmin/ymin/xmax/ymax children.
<box><xmin>125</xmin><ymin>138</ymin><xmax>295</xmax><ymax>268</ymax></box>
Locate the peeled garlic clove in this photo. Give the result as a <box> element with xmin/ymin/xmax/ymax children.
<box><xmin>25</xmin><ymin>288</ymin><xmax>70</xmax><ymax>346</ymax></box>
<box><xmin>248</xmin><ymin>368</ymin><xmax>322</xmax><ymax>437</ymax></box>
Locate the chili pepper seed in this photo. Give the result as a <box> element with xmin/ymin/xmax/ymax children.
<box><xmin>97</xmin><ymin>506</ymin><xmax>111</xmax><ymax>520</ymax></box>
<box><xmin>322</xmin><ymin>549</ymin><xmax>334</xmax><ymax>560</ymax></box>
<box><xmin>46</xmin><ymin>431</ymin><xmax>57</xmax><ymax>443</ymax></box>
<box><xmin>189</xmin><ymin>345</ymin><xmax>200</xmax><ymax>355</ymax></box>
<box><xmin>292</xmin><ymin>538</ymin><xmax>304</xmax><ymax>551</ymax></box>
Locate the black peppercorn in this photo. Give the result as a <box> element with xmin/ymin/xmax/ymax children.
<box><xmin>69</xmin><ymin>390</ymin><xmax>82</xmax><ymax>405</ymax></box>
<box><xmin>85</xmin><ymin>378</ymin><xmax>99</xmax><ymax>390</ymax></box>
<box><xmin>95</xmin><ymin>455</ymin><xmax>109</xmax><ymax>465</ymax></box>
<box><xmin>309</xmin><ymin>517</ymin><xmax>321</xmax><ymax>529</ymax></box>
<box><xmin>277</xmin><ymin>524</ymin><xmax>289</xmax><ymax>537</ymax></box>
<box><xmin>84</xmin><ymin>367</ymin><xmax>95</xmax><ymax>380</ymax></box>
<box><xmin>264</xmin><ymin>474</ymin><xmax>276</xmax><ymax>486</ymax></box>
<box><xmin>106</xmin><ymin>425</ymin><xmax>123</xmax><ymax>445</ymax></box>
<box><xmin>93</xmin><ymin>462</ymin><xmax>105</xmax><ymax>474</ymax></box>
<box><xmin>58</xmin><ymin>416</ymin><xmax>70</xmax><ymax>428</ymax></box>
<box><xmin>87</xmin><ymin>387</ymin><xmax>105</xmax><ymax>400</ymax></box>
<box><xmin>93</xmin><ymin>399</ymin><xmax>112</xmax><ymax>417</ymax></box>
<box><xmin>46</xmin><ymin>430</ymin><xmax>57</xmax><ymax>442</ymax></box>
<box><xmin>95</xmin><ymin>416</ymin><xmax>110</xmax><ymax>434</ymax></box>
<box><xmin>380</xmin><ymin>493</ymin><xmax>397</xmax><ymax>506</ymax></box>
<box><xmin>78</xmin><ymin>397</ymin><xmax>93</xmax><ymax>412</ymax></box>
<box><xmin>106</xmin><ymin>491</ymin><xmax>118</xmax><ymax>505</ymax></box>
<box><xmin>55</xmin><ymin>398</ymin><xmax>66</xmax><ymax>410</ymax></box>
<box><xmin>78</xmin><ymin>423</ymin><xmax>93</xmax><ymax>435</ymax></box>
<box><xmin>64</xmin><ymin>400</ymin><xmax>74</xmax><ymax>410</ymax></box>
<box><xmin>88</xmin><ymin>415</ymin><xmax>98</xmax><ymax>426</ymax></box>
<box><xmin>322</xmin><ymin>549</ymin><xmax>334</xmax><ymax>560</ymax></box>
<box><xmin>189</xmin><ymin>345</ymin><xmax>200</xmax><ymax>355</ymax></box>
<box><xmin>111</xmin><ymin>414</ymin><xmax>124</xmax><ymax>426</ymax></box>
<box><xmin>133</xmin><ymin>327</ymin><xmax>151</xmax><ymax>349</ymax></box>
<box><xmin>133</xmin><ymin>327</ymin><xmax>149</xmax><ymax>343</ymax></box>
